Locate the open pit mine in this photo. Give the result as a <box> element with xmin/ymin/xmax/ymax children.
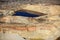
<box><xmin>0</xmin><ymin>0</ymin><xmax>60</xmax><ymax>40</ymax></box>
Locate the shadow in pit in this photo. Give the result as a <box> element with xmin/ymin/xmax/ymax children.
<box><xmin>13</xmin><ymin>9</ymin><xmax>47</xmax><ymax>17</ymax></box>
<box><xmin>56</xmin><ymin>37</ymin><xmax>60</xmax><ymax>40</ymax></box>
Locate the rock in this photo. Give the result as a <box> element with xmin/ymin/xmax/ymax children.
<box><xmin>0</xmin><ymin>10</ymin><xmax>14</xmax><ymax>16</ymax></box>
<box><xmin>0</xmin><ymin>32</ymin><xmax>25</xmax><ymax>40</ymax></box>
<box><xmin>0</xmin><ymin>16</ymin><xmax>39</xmax><ymax>24</ymax></box>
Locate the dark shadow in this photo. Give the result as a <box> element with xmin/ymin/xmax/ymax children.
<box><xmin>13</xmin><ymin>9</ymin><xmax>47</xmax><ymax>17</ymax></box>
<box><xmin>13</xmin><ymin>11</ymin><xmax>39</xmax><ymax>17</ymax></box>
<box><xmin>56</xmin><ymin>37</ymin><xmax>60</xmax><ymax>40</ymax></box>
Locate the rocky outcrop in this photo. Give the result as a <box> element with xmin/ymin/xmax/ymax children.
<box><xmin>0</xmin><ymin>15</ymin><xmax>60</xmax><ymax>40</ymax></box>
<box><xmin>0</xmin><ymin>0</ymin><xmax>60</xmax><ymax>40</ymax></box>
<box><xmin>0</xmin><ymin>21</ymin><xmax>60</xmax><ymax>40</ymax></box>
<box><xmin>0</xmin><ymin>5</ymin><xmax>60</xmax><ymax>17</ymax></box>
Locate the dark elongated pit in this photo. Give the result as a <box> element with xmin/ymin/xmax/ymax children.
<box><xmin>13</xmin><ymin>9</ymin><xmax>47</xmax><ymax>17</ymax></box>
<box><xmin>13</xmin><ymin>11</ymin><xmax>40</xmax><ymax>17</ymax></box>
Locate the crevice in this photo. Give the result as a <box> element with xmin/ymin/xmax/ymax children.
<box><xmin>13</xmin><ymin>9</ymin><xmax>47</xmax><ymax>17</ymax></box>
<box><xmin>56</xmin><ymin>37</ymin><xmax>60</xmax><ymax>40</ymax></box>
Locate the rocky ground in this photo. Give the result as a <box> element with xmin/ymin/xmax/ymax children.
<box><xmin>0</xmin><ymin>0</ymin><xmax>60</xmax><ymax>40</ymax></box>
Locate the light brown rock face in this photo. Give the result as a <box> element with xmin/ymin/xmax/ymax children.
<box><xmin>0</xmin><ymin>0</ymin><xmax>60</xmax><ymax>40</ymax></box>
<box><xmin>0</xmin><ymin>4</ymin><xmax>60</xmax><ymax>16</ymax></box>
<box><xmin>0</xmin><ymin>15</ymin><xmax>60</xmax><ymax>40</ymax></box>
<box><xmin>0</xmin><ymin>21</ymin><xmax>60</xmax><ymax>40</ymax></box>
<box><xmin>0</xmin><ymin>16</ymin><xmax>38</xmax><ymax>24</ymax></box>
